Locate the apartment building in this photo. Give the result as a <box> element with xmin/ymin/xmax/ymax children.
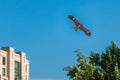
<box><xmin>0</xmin><ymin>47</ymin><xmax>29</xmax><ymax>80</ymax></box>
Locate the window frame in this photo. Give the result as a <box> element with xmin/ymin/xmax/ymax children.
<box><xmin>2</xmin><ymin>57</ymin><xmax>6</xmax><ymax>65</ymax></box>
<box><xmin>2</xmin><ymin>68</ymin><xmax>5</xmax><ymax>76</ymax></box>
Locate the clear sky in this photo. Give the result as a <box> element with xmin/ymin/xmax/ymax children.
<box><xmin>0</xmin><ymin>0</ymin><xmax>120</xmax><ymax>80</ymax></box>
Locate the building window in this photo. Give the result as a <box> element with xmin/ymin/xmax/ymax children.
<box><xmin>2</xmin><ymin>57</ymin><xmax>5</xmax><ymax>65</ymax></box>
<box><xmin>2</xmin><ymin>68</ymin><xmax>5</xmax><ymax>76</ymax></box>
<box><xmin>14</xmin><ymin>61</ymin><xmax>20</xmax><ymax>78</ymax></box>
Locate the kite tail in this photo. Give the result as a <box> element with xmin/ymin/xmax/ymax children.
<box><xmin>73</xmin><ymin>27</ymin><xmax>78</xmax><ymax>31</ymax></box>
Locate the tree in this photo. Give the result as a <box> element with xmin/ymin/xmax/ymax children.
<box><xmin>64</xmin><ymin>41</ymin><xmax>120</xmax><ymax>80</ymax></box>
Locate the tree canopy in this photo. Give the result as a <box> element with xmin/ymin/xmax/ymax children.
<box><xmin>64</xmin><ymin>41</ymin><xmax>120</xmax><ymax>80</ymax></box>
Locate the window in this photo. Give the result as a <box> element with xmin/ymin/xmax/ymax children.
<box><xmin>2</xmin><ymin>57</ymin><xmax>5</xmax><ymax>65</ymax></box>
<box><xmin>2</xmin><ymin>68</ymin><xmax>5</xmax><ymax>76</ymax></box>
<box><xmin>14</xmin><ymin>61</ymin><xmax>20</xmax><ymax>78</ymax></box>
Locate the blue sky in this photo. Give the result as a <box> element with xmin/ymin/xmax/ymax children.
<box><xmin>0</xmin><ymin>0</ymin><xmax>120</xmax><ymax>80</ymax></box>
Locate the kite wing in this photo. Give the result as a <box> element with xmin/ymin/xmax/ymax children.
<box><xmin>68</xmin><ymin>15</ymin><xmax>81</xmax><ymax>27</ymax></box>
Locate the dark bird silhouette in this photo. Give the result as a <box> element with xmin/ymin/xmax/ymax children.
<box><xmin>68</xmin><ymin>15</ymin><xmax>91</xmax><ymax>36</ymax></box>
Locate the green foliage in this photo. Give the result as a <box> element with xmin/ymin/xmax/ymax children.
<box><xmin>64</xmin><ymin>41</ymin><xmax>120</xmax><ymax>80</ymax></box>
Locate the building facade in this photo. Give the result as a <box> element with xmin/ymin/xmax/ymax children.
<box><xmin>0</xmin><ymin>47</ymin><xmax>29</xmax><ymax>80</ymax></box>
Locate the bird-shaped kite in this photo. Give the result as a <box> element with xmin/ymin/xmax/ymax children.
<box><xmin>68</xmin><ymin>15</ymin><xmax>91</xmax><ymax>36</ymax></box>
